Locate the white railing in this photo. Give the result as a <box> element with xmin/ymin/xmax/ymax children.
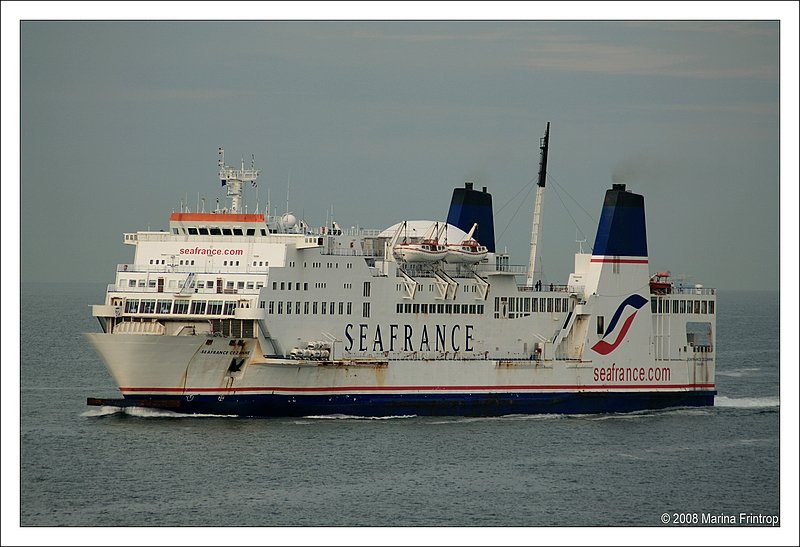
<box><xmin>115</xmin><ymin>263</ymin><xmax>270</xmax><ymax>275</ymax></box>
<box><xmin>107</xmin><ymin>284</ymin><xmax>262</xmax><ymax>295</ymax></box>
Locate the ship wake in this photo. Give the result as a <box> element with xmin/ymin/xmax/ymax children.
<box><xmin>80</xmin><ymin>405</ymin><xmax>237</xmax><ymax>418</ymax></box>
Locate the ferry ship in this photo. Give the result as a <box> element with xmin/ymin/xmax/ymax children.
<box><xmin>86</xmin><ymin>125</ymin><xmax>716</xmax><ymax>417</ymax></box>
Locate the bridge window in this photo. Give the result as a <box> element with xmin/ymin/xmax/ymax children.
<box><xmin>224</xmin><ymin>301</ymin><xmax>236</xmax><ymax>315</ymax></box>
<box><xmin>173</xmin><ymin>300</ymin><xmax>189</xmax><ymax>314</ymax></box>
<box><xmin>199</xmin><ymin>228</ymin><xmax>209</xmax><ymax>235</ymax></box>
<box><xmin>188</xmin><ymin>228</ymin><xmax>198</xmax><ymax>235</ymax></box>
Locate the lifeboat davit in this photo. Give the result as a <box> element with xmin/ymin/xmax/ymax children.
<box><xmin>444</xmin><ymin>239</ymin><xmax>488</xmax><ymax>264</ymax></box>
<box><xmin>394</xmin><ymin>238</ymin><xmax>448</xmax><ymax>263</ymax></box>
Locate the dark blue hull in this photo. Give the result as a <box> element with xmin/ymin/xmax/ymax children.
<box><xmin>89</xmin><ymin>390</ymin><xmax>716</xmax><ymax>417</ymax></box>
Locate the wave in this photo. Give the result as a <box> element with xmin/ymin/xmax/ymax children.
<box><xmin>715</xmin><ymin>395</ymin><xmax>779</xmax><ymax>408</ymax></box>
<box><xmin>716</xmin><ymin>367</ymin><xmax>762</xmax><ymax>378</ymax></box>
<box><xmin>427</xmin><ymin>413</ymin><xmax>570</xmax><ymax>425</ymax></box>
<box><xmin>80</xmin><ymin>405</ymin><xmax>236</xmax><ymax>418</ymax></box>
<box><xmin>297</xmin><ymin>414</ymin><xmax>417</xmax><ymax>421</ymax></box>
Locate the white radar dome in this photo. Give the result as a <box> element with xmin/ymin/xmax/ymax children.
<box><xmin>282</xmin><ymin>213</ymin><xmax>297</xmax><ymax>228</ymax></box>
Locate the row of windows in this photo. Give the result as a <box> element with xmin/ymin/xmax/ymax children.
<box><xmin>120</xmin><ymin>278</ymin><xmax>264</xmax><ymax>291</ymax></box>
<box><xmin>651</xmin><ymin>298</ymin><xmax>715</xmax><ymax>315</ymax></box>
<box><xmin>150</xmin><ymin>258</ymin><xmax>241</xmax><ymax>266</ymax></box>
<box><xmin>305</xmin><ymin>261</ymin><xmax>353</xmax><ymax>269</ymax></box>
<box><xmin>271</xmin><ymin>281</ymin><xmax>343</xmax><ymax>291</ymax></box>
<box><xmin>123</xmin><ymin>299</ymin><xmax>239</xmax><ymax>315</ymax></box>
<box><xmin>264</xmin><ymin>300</ymin><xmax>354</xmax><ymax>316</ymax></box>
<box><xmin>396</xmin><ymin>283</ymin><xmax>481</xmax><ymax>294</ymax></box>
<box><xmin>274</xmin><ymin>281</ymin><xmax>310</xmax><ymax>291</ymax></box>
<box><xmin>396</xmin><ymin>303</ymin><xmax>485</xmax><ymax>315</ymax></box>
<box><xmin>494</xmin><ymin>296</ymin><xmax>572</xmax><ymax>319</ymax></box>
<box><xmin>179</xmin><ymin>227</ymin><xmax>263</xmax><ymax>236</ymax></box>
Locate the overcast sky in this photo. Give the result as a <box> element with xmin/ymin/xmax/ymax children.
<box><xmin>7</xmin><ymin>10</ymin><xmax>795</xmax><ymax>293</ymax></box>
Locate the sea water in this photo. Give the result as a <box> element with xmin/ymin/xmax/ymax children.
<box><xmin>14</xmin><ymin>284</ymin><xmax>784</xmax><ymax>539</ymax></box>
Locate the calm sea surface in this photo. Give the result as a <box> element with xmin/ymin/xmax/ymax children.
<box><xmin>15</xmin><ymin>284</ymin><xmax>784</xmax><ymax>538</ymax></box>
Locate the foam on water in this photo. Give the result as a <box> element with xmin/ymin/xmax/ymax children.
<box><xmin>298</xmin><ymin>414</ymin><xmax>417</xmax><ymax>422</ymax></box>
<box><xmin>716</xmin><ymin>367</ymin><xmax>762</xmax><ymax>378</ymax></box>
<box><xmin>80</xmin><ymin>405</ymin><xmax>237</xmax><ymax>418</ymax></box>
<box><xmin>715</xmin><ymin>395</ymin><xmax>780</xmax><ymax>408</ymax></box>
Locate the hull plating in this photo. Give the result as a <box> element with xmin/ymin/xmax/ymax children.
<box><xmin>108</xmin><ymin>390</ymin><xmax>717</xmax><ymax>417</ymax></box>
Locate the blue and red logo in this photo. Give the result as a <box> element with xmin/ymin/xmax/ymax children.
<box><xmin>591</xmin><ymin>294</ymin><xmax>648</xmax><ymax>355</ymax></box>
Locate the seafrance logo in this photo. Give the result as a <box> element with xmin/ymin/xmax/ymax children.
<box><xmin>591</xmin><ymin>294</ymin><xmax>648</xmax><ymax>355</ymax></box>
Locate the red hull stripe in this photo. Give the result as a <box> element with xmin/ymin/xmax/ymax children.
<box><xmin>590</xmin><ymin>257</ymin><xmax>649</xmax><ymax>264</ymax></box>
<box><xmin>121</xmin><ymin>383</ymin><xmax>716</xmax><ymax>394</ymax></box>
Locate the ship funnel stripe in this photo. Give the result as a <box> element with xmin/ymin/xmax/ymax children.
<box><xmin>592</xmin><ymin>187</ymin><xmax>647</xmax><ymax>258</ymax></box>
<box><xmin>603</xmin><ymin>294</ymin><xmax>648</xmax><ymax>337</ymax></box>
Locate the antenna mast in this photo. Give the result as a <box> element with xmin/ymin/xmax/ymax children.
<box><xmin>218</xmin><ymin>147</ymin><xmax>259</xmax><ymax>214</ymax></box>
<box><xmin>526</xmin><ymin>122</ymin><xmax>550</xmax><ymax>288</ymax></box>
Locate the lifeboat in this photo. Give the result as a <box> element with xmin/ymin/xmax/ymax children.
<box><xmin>444</xmin><ymin>238</ymin><xmax>488</xmax><ymax>264</ymax></box>
<box><xmin>649</xmin><ymin>271</ymin><xmax>673</xmax><ymax>294</ymax></box>
<box><xmin>394</xmin><ymin>238</ymin><xmax>448</xmax><ymax>263</ymax></box>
